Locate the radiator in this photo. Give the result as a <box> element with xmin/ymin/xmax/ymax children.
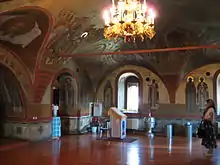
<box><xmin>126</xmin><ymin>118</ymin><xmax>142</xmax><ymax>130</ymax></box>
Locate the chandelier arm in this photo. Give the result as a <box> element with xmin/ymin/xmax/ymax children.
<box><xmin>59</xmin><ymin>44</ymin><xmax>220</xmax><ymax>58</ymax></box>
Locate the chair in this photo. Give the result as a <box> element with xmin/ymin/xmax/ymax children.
<box><xmin>99</xmin><ymin>119</ymin><xmax>111</xmax><ymax>138</ymax></box>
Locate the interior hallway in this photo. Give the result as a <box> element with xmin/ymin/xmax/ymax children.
<box><xmin>0</xmin><ymin>135</ymin><xmax>219</xmax><ymax>165</ymax></box>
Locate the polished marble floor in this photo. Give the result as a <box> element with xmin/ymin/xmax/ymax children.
<box><xmin>0</xmin><ymin>134</ymin><xmax>219</xmax><ymax>165</ymax></box>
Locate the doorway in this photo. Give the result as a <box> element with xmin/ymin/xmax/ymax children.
<box><xmin>52</xmin><ymin>87</ymin><xmax>60</xmax><ymax>117</ymax></box>
<box><xmin>51</xmin><ymin>72</ymin><xmax>78</xmax><ymax>135</ymax></box>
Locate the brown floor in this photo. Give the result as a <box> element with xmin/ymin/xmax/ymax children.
<box><xmin>0</xmin><ymin>134</ymin><xmax>219</xmax><ymax>165</ymax></box>
<box><xmin>0</xmin><ymin>138</ymin><xmax>28</xmax><ymax>152</ymax></box>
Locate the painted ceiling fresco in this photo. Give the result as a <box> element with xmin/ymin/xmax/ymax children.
<box><xmin>0</xmin><ymin>7</ymin><xmax>51</xmax><ymax>73</ymax></box>
<box><xmin>0</xmin><ymin>0</ymin><xmax>220</xmax><ymax>83</ymax></box>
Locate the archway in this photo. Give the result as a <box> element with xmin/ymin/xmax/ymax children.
<box><xmin>51</xmin><ymin>71</ymin><xmax>78</xmax><ymax>135</ymax></box>
<box><xmin>217</xmin><ymin>74</ymin><xmax>220</xmax><ymax>115</ymax></box>
<box><xmin>52</xmin><ymin>72</ymin><xmax>78</xmax><ymax>116</ymax></box>
<box><xmin>0</xmin><ymin>64</ymin><xmax>25</xmax><ymax>146</ymax></box>
<box><xmin>117</xmin><ymin>72</ymin><xmax>141</xmax><ymax>113</ymax></box>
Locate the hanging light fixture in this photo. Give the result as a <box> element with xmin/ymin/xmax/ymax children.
<box><xmin>102</xmin><ymin>0</ymin><xmax>156</xmax><ymax>42</ymax></box>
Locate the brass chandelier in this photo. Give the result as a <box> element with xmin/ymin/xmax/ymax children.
<box><xmin>102</xmin><ymin>0</ymin><xmax>156</xmax><ymax>42</ymax></box>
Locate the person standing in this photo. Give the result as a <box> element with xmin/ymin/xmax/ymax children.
<box><xmin>201</xmin><ymin>99</ymin><xmax>217</xmax><ymax>155</ymax></box>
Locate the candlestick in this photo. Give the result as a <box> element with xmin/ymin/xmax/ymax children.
<box><xmin>112</xmin><ymin>0</ymin><xmax>115</xmax><ymax>7</ymax></box>
<box><xmin>133</xmin><ymin>11</ymin><xmax>135</xmax><ymax>20</ymax></box>
<box><xmin>121</xmin><ymin>10</ymin><xmax>123</xmax><ymax>21</ymax></box>
<box><xmin>151</xmin><ymin>17</ymin><xmax>154</xmax><ymax>24</ymax></box>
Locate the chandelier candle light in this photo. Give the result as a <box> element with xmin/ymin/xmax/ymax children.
<box><xmin>103</xmin><ymin>0</ymin><xmax>156</xmax><ymax>42</ymax></box>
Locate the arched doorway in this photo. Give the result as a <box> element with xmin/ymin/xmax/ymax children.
<box><xmin>52</xmin><ymin>72</ymin><xmax>78</xmax><ymax>115</ymax></box>
<box><xmin>117</xmin><ymin>72</ymin><xmax>141</xmax><ymax>113</ymax></box>
<box><xmin>0</xmin><ymin>64</ymin><xmax>25</xmax><ymax>145</ymax></box>
<box><xmin>51</xmin><ymin>72</ymin><xmax>78</xmax><ymax>134</ymax></box>
<box><xmin>217</xmin><ymin>74</ymin><xmax>220</xmax><ymax>115</ymax></box>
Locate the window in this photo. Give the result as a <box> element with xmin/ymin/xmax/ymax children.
<box><xmin>127</xmin><ymin>83</ymin><xmax>139</xmax><ymax>112</ymax></box>
<box><xmin>117</xmin><ymin>72</ymin><xmax>140</xmax><ymax>113</ymax></box>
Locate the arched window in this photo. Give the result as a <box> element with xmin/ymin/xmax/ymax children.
<box><xmin>117</xmin><ymin>72</ymin><xmax>140</xmax><ymax>113</ymax></box>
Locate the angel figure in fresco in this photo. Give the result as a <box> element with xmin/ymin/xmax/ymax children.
<box><xmin>185</xmin><ymin>76</ymin><xmax>196</xmax><ymax>112</ymax></box>
<box><xmin>148</xmin><ymin>79</ymin><xmax>159</xmax><ymax>110</ymax></box>
<box><xmin>197</xmin><ymin>77</ymin><xmax>209</xmax><ymax>112</ymax></box>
